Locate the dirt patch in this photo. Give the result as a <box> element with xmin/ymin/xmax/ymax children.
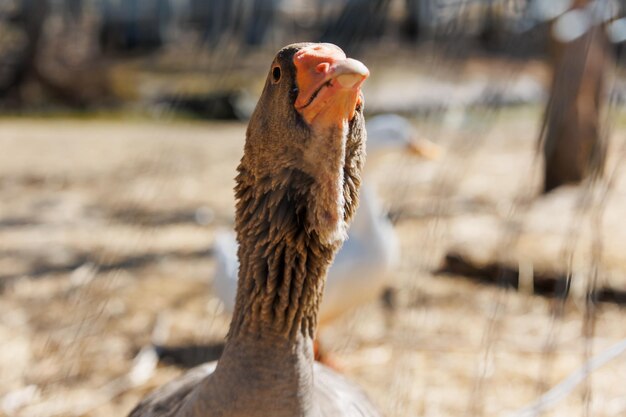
<box><xmin>1</xmin><ymin>113</ymin><xmax>626</xmax><ymax>417</ymax></box>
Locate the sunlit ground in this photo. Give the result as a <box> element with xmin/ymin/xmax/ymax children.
<box><xmin>1</xmin><ymin>106</ymin><xmax>626</xmax><ymax>416</ymax></box>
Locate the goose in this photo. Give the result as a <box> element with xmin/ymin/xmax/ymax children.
<box><xmin>214</xmin><ymin>113</ymin><xmax>440</xmax><ymax>326</ymax></box>
<box><xmin>128</xmin><ymin>42</ymin><xmax>381</xmax><ymax>417</ymax></box>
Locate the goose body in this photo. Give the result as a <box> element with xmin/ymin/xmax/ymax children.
<box><xmin>317</xmin><ymin>184</ymin><xmax>398</xmax><ymax>322</ymax></box>
<box><xmin>129</xmin><ymin>43</ymin><xmax>381</xmax><ymax>417</ymax></box>
<box><xmin>213</xmin><ymin>115</ymin><xmax>416</xmax><ymax>325</ymax></box>
<box><xmin>130</xmin><ymin>361</ymin><xmax>380</xmax><ymax>417</ymax></box>
<box><xmin>213</xmin><ymin>173</ymin><xmax>399</xmax><ymax>326</ymax></box>
<box><xmin>214</xmin><ymin>113</ymin><xmax>435</xmax><ymax>325</ymax></box>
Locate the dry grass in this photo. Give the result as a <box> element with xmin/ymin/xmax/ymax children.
<box><xmin>1</xmin><ymin>111</ymin><xmax>625</xmax><ymax>417</ymax></box>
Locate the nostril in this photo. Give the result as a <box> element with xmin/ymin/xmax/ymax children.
<box><xmin>316</xmin><ymin>63</ymin><xmax>330</xmax><ymax>73</ymax></box>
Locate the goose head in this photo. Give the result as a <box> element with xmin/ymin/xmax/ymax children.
<box><xmin>240</xmin><ymin>43</ymin><xmax>369</xmax><ymax>245</ymax></box>
<box><xmin>231</xmin><ymin>43</ymin><xmax>370</xmax><ymax>338</ymax></box>
<box><xmin>365</xmin><ymin>114</ymin><xmax>441</xmax><ymax>171</ymax></box>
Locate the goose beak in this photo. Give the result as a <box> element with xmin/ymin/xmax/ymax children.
<box><xmin>407</xmin><ymin>137</ymin><xmax>444</xmax><ymax>160</ymax></box>
<box><xmin>326</xmin><ymin>58</ymin><xmax>369</xmax><ymax>89</ymax></box>
<box><xmin>294</xmin><ymin>43</ymin><xmax>369</xmax><ymax>126</ymax></box>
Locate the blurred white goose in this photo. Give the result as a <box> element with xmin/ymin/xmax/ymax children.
<box><xmin>213</xmin><ymin>114</ymin><xmax>440</xmax><ymax>325</ymax></box>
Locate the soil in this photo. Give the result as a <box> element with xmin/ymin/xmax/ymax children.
<box><xmin>1</xmin><ymin>109</ymin><xmax>626</xmax><ymax>417</ymax></box>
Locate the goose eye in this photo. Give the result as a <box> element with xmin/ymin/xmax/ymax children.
<box><xmin>272</xmin><ymin>66</ymin><xmax>281</xmax><ymax>83</ymax></box>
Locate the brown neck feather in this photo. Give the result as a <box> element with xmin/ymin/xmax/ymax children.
<box><xmin>226</xmin><ymin>110</ymin><xmax>365</xmax><ymax>342</ymax></box>
<box><xmin>228</xmin><ymin>167</ymin><xmax>337</xmax><ymax>341</ymax></box>
<box><xmin>189</xmin><ymin>109</ymin><xmax>364</xmax><ymax>417</ymax></box>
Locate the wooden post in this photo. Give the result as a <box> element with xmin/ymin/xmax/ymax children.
<box><xmin>542</xmin><ymin>0</ymin><xmax>608</xmax><ymax>193</ymax></box>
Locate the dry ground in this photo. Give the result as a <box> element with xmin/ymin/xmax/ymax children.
<box><xmin>1</xmin><ymin>110</ymin><xmax>626</xmax><ymax>417</ymax></box>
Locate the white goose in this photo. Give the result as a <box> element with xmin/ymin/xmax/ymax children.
<box><xmin>213</xmin><ymin>114</ymin><xmax>439</xmax><ymax>326</ymax></box>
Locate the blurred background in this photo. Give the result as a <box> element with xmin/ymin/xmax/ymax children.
<box><xmin>2</xmin><ymin>0</ymin><xmax>626</xmax><ymax>416</ymax></box>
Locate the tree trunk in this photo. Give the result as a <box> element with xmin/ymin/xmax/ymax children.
<box><xmin>319</xmin><ymin>0</ymin><xmax>392</xmax><ymax>53</ymax></box>
<box><xmin>402</xmin><ymin>0</ymin><xmax>421</xmax><ymax>41</ymax></box>
<box><xmin>542</xmin><ymin>1</ymin><xmax>608</xmax><ymax>193</ymax></box>
<box><xmin>0</xmin><ymin>0</ymin><xmax>49</xmax><ymax>100</ymax></box>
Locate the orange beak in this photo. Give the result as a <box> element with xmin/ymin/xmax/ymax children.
<box><xmin>293</xmin><ymin>44</ymin><xmax>369</xmax><ymax>126</ymax></box>
<box><xmin>407</xmin><ymin>137</ymin><xmax>444</xmax><ymax>160</ymax></box>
